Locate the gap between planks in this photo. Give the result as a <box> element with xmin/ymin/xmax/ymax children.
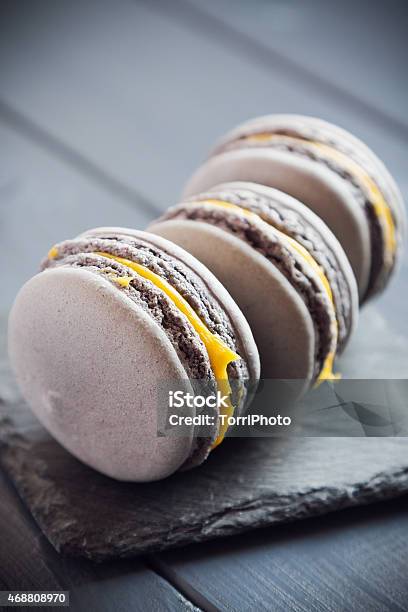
<box><xmin>144</xmin><ymin>0</ymin><xmax>408</xmax><ymax>144</ymax></box>
<box><xmin>0</xmin><ymin>99</ymin><xmax>162</xmax><ymax>217</ymax></box>
<box><xmin>146</xmin><ymin>554</ymin><xmax>217</xmax><ymax>612</ymax></box>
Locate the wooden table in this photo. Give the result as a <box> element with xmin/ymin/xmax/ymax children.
<box><xmin>1</xmin><ymin>1</ymin><xmax>407</xmax><ymax>610</ymax></box>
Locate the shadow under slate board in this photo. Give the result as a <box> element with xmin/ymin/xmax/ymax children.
<box><xmin>1</xmin><ymin>307</ymin><xmax>408</xmax><ymax>561</ymax></box>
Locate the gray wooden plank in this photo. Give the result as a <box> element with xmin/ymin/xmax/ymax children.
<box><xmin>0</xmin><ymin>0</ymin><xmax>406</xmax><ymax>209</ymax></box>
<box><xmin>0</xmin><ymin>100</ymin><xmax>161</xmax><ymax>217</ymax></box>
<box><xmin>0</xmin><ymin>472</ymin><xmax>199</xmax><ymax>612</ymax></box>
<box><xmin>158</xmin><ymin>497</ymin><xmax>408</xmax><ymax>612</ymax></box>
<box><xmin>186</xmin><ymin>0</ymin><xmax>408</xmax><ymax>135</ymax></box>
<box><xmin>0</xmin><ymin>468</ymin><xmax>62</xmax><ymax>593</ymax></box>
<box><xmin>0</xmin><ymin>121</ymin><xmax>154</xmax><ymax>313</ymax></box>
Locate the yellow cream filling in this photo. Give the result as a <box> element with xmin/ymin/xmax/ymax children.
<box><xmin>95</xmin><ymin>252</ymin><xmax>240</xmax><ymax>447</ymax></box>
<box><xmin>240</xmin><ymin>133</ymin><xmax>396</xmax><ymax>262</ymax></box>
<box><xmin>48</xmin><ymin>246</ymin><xmax>59</xmax><ymax>260</ymax></box>
<box><xmin>107</xmin><ymin>274</ymin><xmax>134</xmax><ymax>288</ymax></box>
<box><xmin>197</xmin><ymin>199</ymin><xmax>339</xmax><ymax>382</ymax></box>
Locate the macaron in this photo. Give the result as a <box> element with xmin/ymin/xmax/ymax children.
<box><xmin>183</xmin><ymin>114</ymin><xmax>405</xmax><ymax>302</ymax></box>
<box><xmin>8</xmin><ymin>228</ymin><xmax>259</xmax><ymax>482</ymax></box>
<box><xmin>149</xmin><ymin>182</ymin><xmax>359</xmax><ymax>387</ymax></box>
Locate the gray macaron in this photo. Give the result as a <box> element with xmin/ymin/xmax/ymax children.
<box><xmin>149</xmin><ymin>182</ymin><xmax>359</xmax><ymax>388</ymax></box>
<box><xmin>8</xmin><ymin>228</ymin><xmax>259</xmax><ymax>482</ymax></box>
<box><xmin>183</xmin><ymin>114</ymin><xmax>405</xmax><ymax>303</ymax></box>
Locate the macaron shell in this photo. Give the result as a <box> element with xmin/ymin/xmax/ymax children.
<box><xmin>183</xmin><ymin>148</ymin><xmax>371</xmax><ymax>299</ymax></box>
<box><xmin>148</xmin><ymin>218</ymin><xmax>315</xmax><ymax>391</ymax></box>
<box><xmin>82</xmin><ymin>227</ymin><xmax>261</xmax><ymax>387</ymax></box>
<box><xmin>8</xmin><ymin>267</ymin><xmax>195</xmax><ymax>482</ymax></box>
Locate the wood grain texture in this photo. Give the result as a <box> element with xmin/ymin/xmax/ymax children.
<box><xmin>0</xmin><ymin>0</ymin><xmax>406</xmax><ymax>209</ymax></box>
<box><xmin>0</xmin><ymin>469</ymin><xmax>62</xmax><ymax>593</ymax></box>
<box><xmin>159</xmin><ymin>497</ymin><xmax>408</xmax><ymax>612</ymax></box>
<box><xmin>185</xmin><ymin>0</ymin><xmax>408</xmax><ymax>137</ymax></box>
<box><xmin>0</xmin><ymin>467</ymin><xmax>199</xmax><ymax>611</ymax></box>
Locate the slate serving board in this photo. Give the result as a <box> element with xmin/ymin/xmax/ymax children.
<box><xmin>1</xmin><ymin>308</ymin><xmax>408</xmax><ymax>562</ymax></box>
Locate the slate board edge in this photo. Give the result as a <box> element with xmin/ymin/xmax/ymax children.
<box><xmin>1</xmin><ymin>415</ymin><xmax>408</xmax><ymax>562</ymax></box>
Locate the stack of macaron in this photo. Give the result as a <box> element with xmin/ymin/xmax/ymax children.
<box><xmin>179</xmin><ymin>115</ymin><xmax>405</xmax><ymax>303</ymax></box>
<box><xmin>149</xmin><ymin>114</ymin><xmax>405</xmax><ymax>386</ymax></box>
<box><xmin>8</xmin><ymin>114</ymin><xmax>405</xmax><ymax>482</ymax></box>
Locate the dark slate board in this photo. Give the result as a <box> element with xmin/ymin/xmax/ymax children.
<box><xmin>2</xmin><ymin>401</ymin><xmax>408</xmax><ymax>562</ymax></box>
<box><xmin>1</xmin><ymin>308</ymin><xmax>408</xmax><ymax>562</ymax></box>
